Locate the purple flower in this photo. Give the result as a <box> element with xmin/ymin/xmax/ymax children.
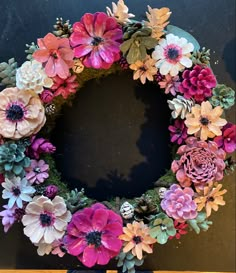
<box><xmin>40</xmin><ymin>89</ymin><xmax>54</xmax><ymax>104</ymax></box>
<box><xmin>27</xmin><ymin>136</ymin><xmax>56</xmax><ymax>159</ymax></box>
<box><xmin>168</xmin><ymin>120</ymin><xmax>188</xmax><ymax>145</ymax></box>
<box><xmin>161</xmin><ymin>184</ymin><xmax>197</xmax><ymax>223</ymax></box>
<box><xmin>26</xmin><ymin>160</ymin><xmax>49</xmax><ymax>184</ymax></box>
<box><xmin>45</xmin><ymin>185</ymin><xmax>58</xmax><ymax>199</ymax></box>
<box><xmin>0</xmin><ymin>205</ymin><xmax>16</xmax><ymax>233</ymax></box>
<box><xmin>214</xmin><ymin>123</ymin><xmax>236</xmax><ymax>153</ymax></box>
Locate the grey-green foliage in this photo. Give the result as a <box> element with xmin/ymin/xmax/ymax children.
<box><xmin>191</xmin><ymin>47</ymin><xmax>211</xmax><ymax>65</ymax></box>
<box><xmin>53</xmin><ymin>17</ymin><xmax>72</xmax><ymax>38</ymax></box>
<box><xmin>117</xmin><ymin>251</ymin><xmax>144</xmax><ymax>273</ymax></box>
<box><xmin>25</xmin><ymin>42</ymin><xmax>39</xmax><ymax>60</ymax></box>
<box><xmin>187</xmin><ymin>212</ymin><xmax>213</xmax><ymax>234</ymax></box>
<box><xmin>210</xmin><ymin>84</ymin><xmax>235</xmax><ymax>110</ymax></box>
<box><xmin>0</xmin><ymin>141</ymin><xmax>30</xmax><ymax>178</ymax></box>
<box><xmin>0</xmin><ymin>58</ymin><xmax>17</xmax><ymax>87</ymax></box>
<box><xmin>65</xmin><ymin>188</ymin><xmax>89</xmax><ymax>213</ymax></box>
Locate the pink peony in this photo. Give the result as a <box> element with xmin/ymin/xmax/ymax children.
<box><xmin>168</xmin><ymin>119</ymin><xmax>188</xmax><ymax>145</ymax></box>
<box><xmin>26</xmin><ymin>159</ymin><xmax>49</xmax><ymax>184</ymax></box>
<box><xmin>178</xmin><ymin>65</ymin><xmax>217</xmax><ymax>102</ymax></box>
<box><xmin>70</xmin><ymin>12</ymin><xmax>122</xmax><ymax>69</ymax></box>
<box><xmin>171</xmin><ymin>137</ymin><xmax>226</xmax><ymax>189</ymax></box>
<box><xmin>161</xmin><ymin>184</ymin><xmax>197</xmax><ymax>223</ymax></box>
<box><xmin>40</xmin><ymin>89</ymin><xmax>54</xmax><ymax>104</ymax></box>
<box><xmin>33</xmin><ymin>33</ymin><xmax>74</xmax><ymax>79</ymax></box>
<box><xmin>51</xmin><ymin>74</ymin><xmax>79</xmax><ymax>99</ymax></box>
<box><xmin>214</xmin><ymin>123</ymin><xmax>236</xmax><ymax>153</ymax></box>
<box><xmin>0</xmin><ymin>205</ymin><xmax>16</xmax><ymax>232</ymax></box>
<box><xmin>64</xmin><ymin>203</ymin><xmax>123</xmax><ymax>268</ymax></box>
<box><xmin>27</xmin><ymin>136</ymin><xmax>56</xmax><ymax>159</ymax></box>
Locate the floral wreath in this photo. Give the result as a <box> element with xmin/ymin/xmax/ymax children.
<box><xmin>0</xmin><ymin>1</ymin><xmax>235</xmax><ymax>271</ymax></box>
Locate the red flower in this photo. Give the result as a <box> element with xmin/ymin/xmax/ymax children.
<box><xmin>169</xmin><ymin>220</ymin><xmax>188</xmax><ymax>239</ymax></box>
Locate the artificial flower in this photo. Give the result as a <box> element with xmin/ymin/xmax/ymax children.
<box><xmin>168</xmin><ymin>119</ymin><xmax>188</xmax><ymax>145</ymax></box>
<box><xmin>106</xmin><ymin>0</ymin><xmax>135</xmax><ymax>24</ymax></box>
<box><xmin>144</xmin><ymin>6</ymin><xmax>171</xmax><ymax>40</ymax></box>
<box><xmin>33</xmin><ymin>33</ymin><xmax>74</xmax><ymax>79</ymax></box>
<box><xmin>119</xmin><ymin>221</ymin><xmax>156</xmax><ymax>260</ymax></box>
<box><xmin>70</xmin><ymin>12</ymin><xmax>122</xmax><ymax>69</ymax></box>
<box><xmin>0</xmin><ymin>135</ymin><xmax>4</xmax><ymax>145</ymax></box>
<box><xmin>0</xmin><ymin>174</ymin><xmax>4</xmax><ymax>184</ymax></box>
<box><xmin>171</xmin><ymin>137</ymin><xmax>226</xmax><ymax>189</ymax></box>
<box><xmin>169</xmin><ymin>220</ymin><xmax>188</xmax><ymax>240</ymax></box>
<box><xmin>0</xmin><ymin>88</ymin><xmax>46</xmax><ymax>140</ymax></box>
<box><xmin>158</xmin><ymin>74</ymin><xmax>180</xmax><ymax>95</ymax></box>
<box><xmin>51</xmin><ymin>74</ymin><xmax>79</xmax><ymax>99</ymax></box>
<box><xmin>152</xmin><ymin>33</ymin><xmax>194</xmax><ymax>76</ymax></box>
<box><xmin>194</xmin><ymin>182</ymin><xmax>227</xmax><ymax>217</ymax></box>
<box><xmin>40</xmin><ymin>89</ymin><xmax>54</xmax><ymax>104</ymax></box>
<box><xmin>167</xmin><ymin>95</ymin><xmax>194</xmax><ymax>119</ymax></box>
<box><xmin>35</xmin><ymin>239</ymin><xmax>66</xmax><ymax>257</ymax></box>
<box><xmin>26</xmin><ymin>159</ymin><xmax>49</xmax><ymax>184</ymax></box>
<box><xmin>210</xmin><ymin>84</ymin><xmax>235</xmax><ymax>110</ymax></box>
<box><xmin>129</xmin><ymin>56</ymin><xmax>157</xmax><ymax>84</ymax></box>
<box><xmin>16</xmin><ymin>60</ymin><xmax>53</xmax><ymax>94</ymax></box>
<box><xmin>22</xmin><ymin>195</ymin><xmax>71</xmax><ymax>244</ymax></box>
<box><xmin>185</xmin><ymin>101</ymin><xmax>227</xmax><ymax>141</ymax></box>
<box><xmin>2</xmin><ymin>176</ymin><xmax>35</xmax><ymax>209</ymax></box>
<box><xmin>45</xmin><ymin>185</ymin><xmax>59</xmax><ymax>199</ymax></box>
<box><xmin>64</xmin><ymin>203</ymin><xmax>123</xmax><ymax>268</ymax></box>
<box><xmin>178</xmin><ymin>65</ymin><xmax>217</xmax><ymax>103</ymax></box>
<box><xmin>27</xmin><ymin>136</ymin><xmax>56</xmax><ymax>159</ymax></box>
<box><xmin>214</xmin><ymin>123</ymin><xmax>236</xmax><ymax>153</ymax></box>
<box><xmin>161</xmin><ymin>184</ymin><xmax>197</xmax><ymax>223</ymax></box>
<box><xmin>0</xmin><ymin>205</ymin><xmax>16</xmax><ymax>232</ymax></box>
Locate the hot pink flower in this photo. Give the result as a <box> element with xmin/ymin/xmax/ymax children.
<box><xmin>70</xmin><ymin>12</ymin><xmax>122</xmax><ymax>69</ymax></box>
<box><xmin>64</xmin><ymin>203</ymin><xmax>123</xmax><ymax>268</ymax></box>
<box><xmin>26</xmin><ymin>159</ymin><xmax>49</xmax><ymax>184</ymax></box>
<box><xmin>27</xmin><ymin>136</ymin><xmax>56</xmax><ymax>159</ymax></box>
<box><xmin>51</xmin><ymin>75</ymin><xmax>79</xmax><ymax>99</ymax></box>
<box><xmin>33</xmin><ymin>33</ymin><xmax>74</xmax><ymax>79</ymax></box>
<box><xmin>168</xmin><ymin>119</ymin><xmax>188</xmax><ymax>145</ymax></box>
<box><xmin>40</xmin><ymin>89</ymin><xmax>54</xmax><ymax>104</ymax></box>
<box><xmin>0</xmin><ymin>173</ymin><xmax>4</xmax><ymax>184</ymax></box>
<box><xmin>214</xmin><ymin>123</ymin><xmax>236</xmax><ymax>153</ymax></box>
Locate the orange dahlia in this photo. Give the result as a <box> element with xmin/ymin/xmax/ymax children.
<box><xmin>0</xmin><ymin>87</ymin><xmax>46</xmax><ymax>139</ymax></box>
<box><xmin>119</xmin><ymin>221</ymin><xmax>156</xmax><ymax>260</ymax></box>
<box><xmin>185</xmin><ymin>101</ymin><xmax>227</xmax><ymax>140</ymax></box>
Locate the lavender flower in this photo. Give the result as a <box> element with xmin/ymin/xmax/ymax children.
<box><xmin>0</xmin><ymin>205</ymin><xmax>16</xmax><ymax>232</ymax></box>
<box><xmin>26</xmin><ymin>160</ymin><xmax>49</xmax><ymax>184</ymax></box>
<box><xmin>27</xmin><ymin>136</ymin><xmax>56</xmax><ymax>159</ymax></box>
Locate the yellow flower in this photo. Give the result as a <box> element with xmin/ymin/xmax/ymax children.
<box><xmin>185</xmin><ymin>101</ymin><xmax>227</xmax><ymax>140</ymax></box>
<box><xmin>194</xmin><ymin>182</ymin><xmax>227</xmax><ymax>217</ymax></box>
<box><xmin>0</xmin><ymin>87</ymin><xmax>46</xmax><ymax>139</ymax></box>
<box><xmin>129</xmin><ymin>56</ymin><xmax>157</xmax><ymax>84</ymax></box>
<box><xmin>119</xmin><ymin>221</ymin><xmax>156</xmax><ymax>260</ymax></box>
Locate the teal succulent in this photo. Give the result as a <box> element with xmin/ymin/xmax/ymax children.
<box><xmin>210</xmin><ymin>84</ymin><xmax>235</xmax><ymax>110</ymax></box>
<box><xmin>65</xmin><ymin>188</ymin><xmax>89</xmax><ymax>213</ymax></box>
<box><xmin>116</xmin><ymin>251</ymin><xmax>144</xmax><ymax>273</ymax></box>
<box><xmin>0</xmin><ymin>141</ymin><xmax>30</xmax><ymax>178</ymax></box>
<box><xmin>25</xmin><ymin>42</ymin><xmax>39</xmax><ymax>60</ymax></box>
<box><xmin>150</xmin><ymin>212</ymin><xmax>176</xmax><ymax>244</ymax></box>
<box><xmin>187</xmin><ymin>212</ymin><xmax>213</xmax><ymax>234</ymax></box>
<box><xmin>0</xmin><ymin>58</ymin><xmax>17</xmax><ymax>87</ymax></box>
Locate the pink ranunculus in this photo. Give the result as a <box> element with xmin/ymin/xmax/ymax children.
<box><xmin>214</xmin><ymin>123</ymin><xmax>236</xmax><ymax>153</ymax></box>
<box><xmin>70</xmin><ymin>12</ymin><xmax>122</xmax><ymax>69</ymax></box>
<box><xmin>33</xmin><ymin>33</ymin><xmax>74</xmax><ymax>79</ymax></box>
<box><xmin>168</xmin><ymin>119</ymin><xmax>188</xmax><ymax>145</ymax></box>
<box><xmin>64</xmin><ymin>203</ymin><xmax>123</xmax><ymax>268</ymax></box>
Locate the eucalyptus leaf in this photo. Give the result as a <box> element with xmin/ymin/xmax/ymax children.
<box><xmin>166</xmin><ymin>25</ymin><xmax>200</xmax><ymax>52</ymax></box>
<box><xmin>120</xmin><ymin>39</ymin><xmax>133</xmax><ymax>54</ymax></box>
<box><xmin>126</xmin><ymin>43</ymin><xmax>141</xmax><ymax>64</ymax></box>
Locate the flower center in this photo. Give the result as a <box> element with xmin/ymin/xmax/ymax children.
<box><xmin>6</xmin><ymin>104</ymin><xmax>24</xmax><ymax>121</ymax></box>
<box><xmin>40</xmin><ymin>213</ymin><xmax>53</xmax><ymax>227</ymax></box>
<box><xmin>175</xmin><ymin>128</ymin><xmax>182</xmax><ymax>135</ymax></box>
<box><xmin>167</xmin><ymin>48</ymin><xmax>179</xmax><ymax>60</ymax></box>
<box><xmin>200</xmin><ymin>117</ymin><xmax>210</xmax><ymax>126</ymax></box>
<box><xmin>86</xmin><ymin>231</ymin><xmax>102</xmax><ymax>247</ymax></box>
<box><xmin>51</xmin><ymin>52</ymin><xmax>58</xmax><ymax>59</ymax></box>
<box><xmin>12</xmin><ymin>187</ymin><xmax>21</xmax><ymax>196</ymax></box>
<box><xmin>92</xmin><ymin>36</ymin><xmax>103</xmax><ymax>46</ymax></box>
<box><xmin>140</xmin><ymin>66</ymin><xmax>147</xmax><ymax>72</ymax></box>
<box><xmin>133</xmin><ymin>235</ymin><xmax>142</xmax><ymax>244</ymax></box>
<box><xmin>160</xmin><ymin>224</ymin><xmax>167</xmax><ymax>231</ymax></box>
<box><xmin>34</xmin><ymin>167</ymin><xmax>41</xmax><ymax>173</ymax></box>
<box><xmin>208</xmin><ymin>197</ymin><xmax>214</xmax><ymax>202</ymax></box>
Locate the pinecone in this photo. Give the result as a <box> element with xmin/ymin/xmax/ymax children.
<box><xmin>53</xmin><ymin>17</ymin><xmax>72</xmax><ymax>38</ymax></box>
<box><xmin>65</xmin><ymin>188</ymin><xmax>89</xmax><ymax>213</ymax></box>
<box><xmin>191</xmin><ymin>47</ymin><xmax>211</xmax><ymax>65</ymax></box>
<box><xmin>14</xmin><ymin>207</ymin><xmax>25</xmax><ymax>222</ymax></box>
<box><xmin>210</xmin><ymin>84</ymin><xmax>235</xmax><ymax>110</ymax></box>
<box><xmin>134</xmin><ymin>194</ymin><xmax>158</xmax><ymax>223</ymax></box>
<box><xmin>34</xmin><ymin>184</ymin><xmax>47</xmax><ymax>196</ymax></box>
<box><xmin>25</xmin><ymin>42</ymin><xmax>39</xmax><ymax>60</ymax></box>
<box><xmin>45</xmin><ymin>103</ymin><xmax>56</xmax><ymax>115</ymax></box>
<box><xmin>120</xmin><ymin>201</ymin><xmax>134</xmax><ymax>219</ymax></box>
<box><xmin>119</xmin><ymin>56</ymin><xmax>129</xmax><ymax>70</ymax></box>
<box><xmin>116</xmin><ymin>251</ymin><xmax>144</xmax><ymax>273</ymax></box>
<box><xmin>0</xmin><ymin>58</ymin><xmax>17</xmax><ymax>88</ymax></box>
<box><xmin>167</xmin><ymin>95</ymin><xmax>195</xmax><ymax>119</ymax></box>
<box><xmin>224</xmin><ymin>157</ymin><xmax>236</xmax><ymax>176</ymax></box>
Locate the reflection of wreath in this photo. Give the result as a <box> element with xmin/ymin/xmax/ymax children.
<box><xmin>0</xmin><ymin>0</ymin><xmax>235</xmax><ymax>271</ymax></box>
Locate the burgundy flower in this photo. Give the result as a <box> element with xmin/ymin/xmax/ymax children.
<box><xmin>214</xmin><ymin>123</ymin><xmax>236</xmax><ymax>153</ymax></box>
<box><xmin>27</xmin><ymin>136</ymin><xmax>56</xmax><ymax>159</ymax></box>
<box><xmin>178</xmin><ymin>65</ymin><xmax>217</xmax><ymax>102</ymax></box>
<box><xmin>0</xmin><ymin>173</ymin><xmax>4</xmax><ymax>184</ymax></box>
<box><xmin>161</xmin><ymin>184</ymin><xmax>197</xmax><ymax>223</ymax></box>
<box><xmin>45</xmin><ymin>185</ymin><xmax>59</xmax><ymax>199</ymax></box>
<box><xmin>171</xmin><ymin>137</ymin><xmax>226</xmax><ymax>189</ymax></box>
<box><xmin>169</xmin><ymin>220</ymin><xmax>188</xmax><ymax>240</ymax></box>
<box><xmin>40</xmin><ymin>89</ymin><xmax>54</xmax><ymax>104</ymax></box>
<box><xmin>168</xmin><ymin>120</ymin><xmax>188</xmax><ymax>145</ymax></box>
<box><xmin>64</xmin><ymin>203</ymin><xmax>123</xmax><ymax>268</ymax></box>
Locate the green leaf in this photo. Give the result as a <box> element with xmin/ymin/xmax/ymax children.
<box><xmin>126</xmin><ymin>43</ymin><xmax>141</xmax><ymax>64</ymax></box>
<box><xmin>120</xmin><ymin>39</ymin><xmax>133</xmax><ymax>54</ymax></box>
<box><xmin>167</xmin><ymin>227</ymin><xmax>176</xmax><ymax>237</ymax></box>
<box><xmin>125</xmin><ymin>260</ymin><xmax>135</xmax><ymax>270</ymax></box>
<box><xmin>157</xmin><ymin>232</ymin><xmax>168</xmax><ymax>244</ymax></box>
<box><xmin>150</xmin><ymin>226</ymin><xmax>160</xmax><ymax>238</ymax></box>
<box><xmin>135</xmin><ymin>259</ymin><xmax>144</xmax><ymax>266</ymax></box>
<box><xmin>117</xmin><ymin>259</ymin><xmax>124</xmax><ymax>267</ymax></box>
<box><xmin>142</xmin><ymin>37</ymin><xmax>158</xmax><ymax>49</ymax></box>
<box><xmin>166</xmin><ymin>25</ymin><xmax>200</xmax><ymax>52</ymax></box>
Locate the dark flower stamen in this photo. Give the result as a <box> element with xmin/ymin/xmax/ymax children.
<box><xmin>6</xmin><ymin>104</ymin><xmax>24</xmax><ymax>121</ymax></box>
<box><xmin>40</xmin><ymin>213</ymin><xmax>52</xmax><ymax>227</ymax></box>
<box><xmin>92</xmin><ymin>36</ymin><xmax>103</xmax><ymax>46</ymax></box>
<box><xmin>12</xmin><ymin>187</ymin><xmax>21</xmax><ymax>196</ymax></box>
<box><xmin>86</xmin><ymin>231</ymin><xmax>102</xmax><ymax>247</ymax></box>
<box><xmin>133</xmin><ymin>235</ymin><xmax>142</xmax><ymax>244</ymax></box>
<box><xmin>167</xmin><ymin>48</ymin><xmax>179</xmax><ymax>60</ymax></box>
<box><xmin>200</xmin><ymin>117</ymin><xmax>210</xmax><ymax>125</ymax></box>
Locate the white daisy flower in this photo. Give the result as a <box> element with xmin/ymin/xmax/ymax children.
<box><xmin>2</xmin><ymin>176</ymin><xmax>35</xmax><ymax>208</ymax></box>
<box><xmin>152</xmin><ymin>33</ymin><xmax>194</xmax><ymax>76</ymax></box>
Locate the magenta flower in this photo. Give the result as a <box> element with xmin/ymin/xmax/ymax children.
<box><xmin>40</xmin><ymin>89</ymin><xmax>54</xmax><ymax>104</ymax></box>
<box><xmin>70</xmin><ymin>12</ymin><xmax>122</xmax><ymax>69</ymax></box>
<box><xmin>161</xmin><ymin>184</ymin><xmax>197</xmax><ymax>223</ymax></box>
<box><xmin>0</xmin><ymin>205</ymin><xmax>16</xmax><ymax>233</ymax></box>
<box><xmin>214</xmin><ymin>123</ymin><xmax>236</xmax><ymax>153</ymax></box>
<box><xmin>51</xmin><ymin>74</ymin><xmax>79</xmax><ymax>99</ymax></box>
<box><xmin>26</xmin><ymin>159</ymin><xmax>49</xmax><ymax>184</ymax></box>
<box><xmin>159</xmin><ymin>75</ymin><xmax>181</xmax><ymax>96</ymax></box>
<box><xmin>0</xmin><ymin>173</ymin><xmax>4</xmax><ymax>184</ymax></box>
<box><xmin>33</xmin><ymin>33</ymin><xmax>74</xmax><ymax>79</ymax></box>
<box><xmin>168</xmin><ymin>120</ymin><xmax>188</xmax><ymax>145</ymax></box>
<box><xmin>64</xmin><ymin>203</ymin><xmax>123</xmax><ymax>268</ymax></box>
<box><xmin>178</xmin><ymin>65</ymin><xmax>217</xmax><ymax>102</ymax></box>
<box><xmin>27</xmin><ymin>136</ymin><xmax>56</xmax><ymax>159</ymax></box>
<box><xmin>45</xmin><ymin>185</ymin><xmax>58</xmax><ymax>199</ymax></box>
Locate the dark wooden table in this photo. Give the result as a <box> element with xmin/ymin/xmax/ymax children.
<box><xmin>0</xmin><ymin>0</ymin><xmax>235</xmax><ymax>271</ymax></box>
